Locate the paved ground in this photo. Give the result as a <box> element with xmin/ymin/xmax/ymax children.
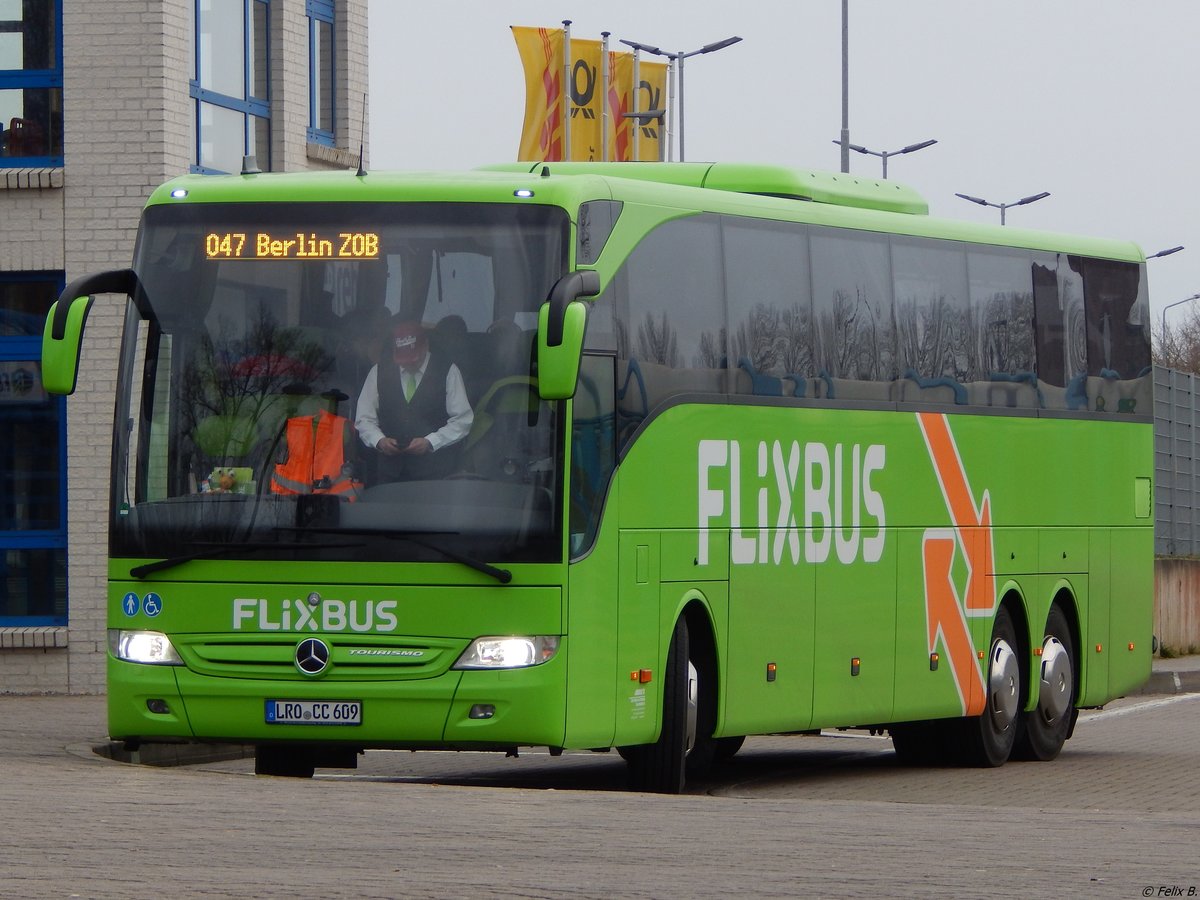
<box><xmin>0</xmin><ymin>657</ymin><xmax>1196</xmax><ymax>898</ymax></box>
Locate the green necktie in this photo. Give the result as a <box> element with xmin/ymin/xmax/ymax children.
<box><xmin>402</xmin><ymin>371</ymin><xmax>415</xmax><ymax>401</ymax></box>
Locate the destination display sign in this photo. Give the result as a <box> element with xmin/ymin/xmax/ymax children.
<box><xmin>204</xmin><ymin>231</ymin><xmax>381</xmax><ymax>260</ymax></box>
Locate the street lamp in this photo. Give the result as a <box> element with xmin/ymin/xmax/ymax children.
<box><xmin>674</xmin><ymin>36</ymin><xmax>742</xmax><ymax>161</ymax></box>
<box><xmin>1147</xmin><ymin>245</ymin><xmax>1185</xmax><ymax>260</ymax></box>
<box><xmin>619</xmin><ymin>38</ymin><xmax>669</xmax><ymax>161</ymax></box>
<box><xmin>1161</xmin><ymin>292</ymin><xmax>1200</xmax><ymax>344</ymax></box>
<box><xmin>955</xmin><ymin>190</ymin><xmax>1050</xmax><ymax>225</ymax></box>
<box><xmin>840</xmin><ymin>0</ymin><xmax>849</xmax><ymax>173</ymax></box>
<box><xmin>830</xmin><ymin>138</ymin><xmax>937</xmax><ymax>179</ymax></box>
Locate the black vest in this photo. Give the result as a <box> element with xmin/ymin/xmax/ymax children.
<box><xmin>375</xmin><ymin>351</ymin><xmax>458</xmax><ymax>480</ymax></box>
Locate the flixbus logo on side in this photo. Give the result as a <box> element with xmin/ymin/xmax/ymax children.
<box><xmin>697</xmin><ymin>438</ymin><xmax>887</xmax><ymax>567</ymax></box>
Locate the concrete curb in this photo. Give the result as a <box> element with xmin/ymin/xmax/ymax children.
<box><xmin>1133</xmin><ymin>668</ymin><xmax>1200</xmax><ymax>696</ymax></box>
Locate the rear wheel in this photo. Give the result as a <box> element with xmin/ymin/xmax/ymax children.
<box><xmin>254</xmin><ymin>745</ymin><xmax>315</xmax><ymax>778</ymax></box>
<box><xmin>957</xmin><ymin>605</ymin><xmax>1021</xmax><ymax>767</ymax></box>
<box><xmin>1013</xmin><ymin>605</ymin><xmax>1076</xmax><ymax>761</ymax></box>
<box><xmin>626</xmin><ymin>618</ymin><xmax>695</xmax><ymax>794</ymax></box>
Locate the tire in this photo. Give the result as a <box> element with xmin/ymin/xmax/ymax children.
<box><xmin>626</xmin><ymin>618</ymin><xmax>694</xmax><ymax>794</ymax></box>
<box><xmin>1013</xmin><ymin>605</ymin><xmax>1076</xmax><ymax>761</ymax></box>
<box><xmin>685</xmin><ymin>644</ymin><xmax>718</xmax><ymax>780</ymax></box>
<box><xmin>255</xmin><ymin>745</ymin><xmax>316</xmax><ymax>778</ymax></box>
<box><xmin>956</xmin><ymin>605</ymin><xmax>1021</xmax><ymax>767</ymax></box>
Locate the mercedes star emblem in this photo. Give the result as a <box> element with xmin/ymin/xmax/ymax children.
<box><xmin>295</xmin><ymin>637</ymin><xmax>330</xmax><ymax>675</ymax></box>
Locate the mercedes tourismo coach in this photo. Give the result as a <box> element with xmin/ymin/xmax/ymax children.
<box><xmin>42</xmin><ymin>161</ymin><xmax>1153</xmax><ymax>792</ymax></box>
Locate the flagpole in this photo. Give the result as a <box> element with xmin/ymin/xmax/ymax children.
<box><xmin>631</xmin><ymin>48</ymin><xmax>641</xmax><ymax>161</ymax></box>
<box><xmin>666</xmin><ymin>55</ymin><xmax>675</xmax><ymax>161</ymax></box>
<box><xmin>601</xmin><ymin>32</ymin><xmax>610</xmax><ymax>162</ymax></box>
<box><xmin>562</xmin><ymin>19</ymin><xmax>572</xmax><ymax>161</ymax></box>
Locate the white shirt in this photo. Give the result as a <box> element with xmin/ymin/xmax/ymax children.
<box><xmin>355</xmin><ymin>353</ymin><xmax>473</xmax><ymax>452</ymax></box>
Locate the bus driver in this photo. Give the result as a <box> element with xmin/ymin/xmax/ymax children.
<box><xmin>355</xmin><ymin>321</ymin><xmax>473</xmax><ymax>481</ymax></box>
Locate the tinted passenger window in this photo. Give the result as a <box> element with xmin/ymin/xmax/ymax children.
<box><xmin>1082</xmin><ymin>259</ymin><xmax>1149</xmax><ymax>378</ymax></box>
<box><xmin>967</xmin><ymin>249</ymin><xmax>1034</xmax><ymax>375</ymax></box>
<box><xmin>609</xmin><ymin>215</ymin><xmax>727</xmax><ymax>434</ymax></box>
<box><xmin>811</xmin><ymin>229</ymin><xmax>893</xmax><ymax>380</ymax></box>
<box><xmin>724</xmin><ymin>219</ymin><xmax>812</xmax><ymax>396</ymax></box>
<box><xmin>892</xmin><ymin>237</ymin><xmax>971</xmax><ymax>381</ymax></box>
<box><xmin>965</xmin><ymin>249</ymin><xmax>1038</xmax><ymax>409</ymax></box>
<box><xmin>624</xmin><ymin>215</ymin><xmax>724</xmax><ymax>367</ymax></box>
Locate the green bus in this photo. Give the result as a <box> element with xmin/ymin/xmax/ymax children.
<box><xmin>43</xmin><ymin>161</ymin><xmax>1153</xmax><ymax>792</ymax></box>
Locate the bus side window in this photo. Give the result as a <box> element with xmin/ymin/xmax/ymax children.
<box><xmin>724</xmin><ymin>218</ymin><xmax>813</xmax><ymax>399</ymax></box>
<box><xmin>620</xmin><ymin>215</ymin><xmax>727</xmax><ymax>410</ymax></box>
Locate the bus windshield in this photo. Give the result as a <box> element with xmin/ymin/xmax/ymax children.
<box><xmin>112</xmin><ymin>201</ymin><xmax>569</xmax><ymax>567</ymax></box>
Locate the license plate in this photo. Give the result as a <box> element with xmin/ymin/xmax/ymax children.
<box><xmin>265</xmin><ymin>700</ymin><xmax>362</xmax><ymax>725</ymax></box>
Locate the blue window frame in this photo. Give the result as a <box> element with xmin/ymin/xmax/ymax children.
<box><xmin>190</xmin><ymin>0</ymin><xmax>270</xmax><ymax>174</ymax></box>
<box><xmin>0</xmin><ymin>0</ymin><xmax>63</xmax><ymax>167</ymax></box>
<box><xmin>0</xmin><ymin>271</ymin><xmax>66</xmax><ymax>626</ymax></box>
<box><xmin>307</xmin><ymin>0</ymin><xmax>334</xmax><ymax>146</ymax></box>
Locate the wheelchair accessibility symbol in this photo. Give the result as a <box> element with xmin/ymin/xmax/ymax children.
<box><xmin>142</xmin><ymin>593</ymin><xmax>163</xmax><ymax>617</ymax></box>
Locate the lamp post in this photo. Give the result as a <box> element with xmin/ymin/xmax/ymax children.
<box><xmin>840</xmin><ymin>0</ymin><xmax>849</xmax><ymax>173</ymax></box>
<box><xmin>955</xmin><ymin>190</ymin><xmax>1050</xmax><ymax>225</ymax></box>
<box><xmin>673</xmin><ymin>36</ymin><xmax>742</xmax><ymax>161</ymax></box>
<box><xmin>1161</xmin><ymin>292</ymin><xmax>1200</xmax><ymax>345</ymax></box>
<box><xmin>619</xmin><ymin>38</ymin><xmax>669</xmax><ymax>161</ymax></box>
<box><xmin>1147</xmin><ymin>246</ymin><xmax>1184</xmax><ymax>260</ymax></box>
<box><xmin>830</xmin><ymin>138</ymin><xmax>937</xmax><ymax>179</ymax></box>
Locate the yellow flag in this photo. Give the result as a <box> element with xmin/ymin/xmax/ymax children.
<box><xmin>513</xmin><ymin>28</ymin><xmax>670</xmax><ymax>162</ymax></box>
<box><xmin>512</xmin><ymin>26</ymin><xmax>564</xmax><ymax>161</ymax></box>
<box><xmin>608</xmin><ymin>53</ymin><xmax>668</xmax><ymax>162</ymax></box>
<box><xmin>568</xmin><ymin>41</ymin><xmax>669</xmax><ymax>162</ymax></box>
<box><xmin>566</xmin><ymin>39</ymin><xmax>605</xmax><ymax>161</ymax></box>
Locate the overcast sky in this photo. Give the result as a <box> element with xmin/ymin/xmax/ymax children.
<box><xmin>368</xmin><ymin>1</ymin><xmax>1200</xmax><ymax>328</ymax></box>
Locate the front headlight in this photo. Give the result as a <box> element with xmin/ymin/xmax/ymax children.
<box><xmin>108</xmin><ymin>629</ymin><xmax>184</xmax><ymax>665</ymax></box>
<box><xmin>452</xmin><ymin>636</ymin><xmax>559</xmax><ymax>670</ymax></box>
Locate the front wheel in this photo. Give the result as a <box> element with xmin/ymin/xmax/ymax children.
<box><xmin>626</xmin><ymin>618</ymin><xmax>695</xmax><ymax>793</ymax></box>
<box><xmin>1013</xmin><ymin>605</ymin><xmax>1076</xmax><ymax>761</ymax></box>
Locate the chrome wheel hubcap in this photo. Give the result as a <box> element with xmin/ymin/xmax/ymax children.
<box><xmin>988</xmin><ymin>638</ymin><xmax>1020</xmax><ymax>733</ymax></box>
<box><xmin>685</xmin><ymin>659</ymin><xmax>699</xmax><ymax>755</ymax></box>
<box><xmin>1038</xmin><ymin>636</ymin><xmax>1073</xmax><ymax>725</ymax></box>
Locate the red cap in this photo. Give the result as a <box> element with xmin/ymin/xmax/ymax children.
<box><xmin>391</xmin><ymin>322</ymin><xmax>427</xmax><ymax>367</ymax></box>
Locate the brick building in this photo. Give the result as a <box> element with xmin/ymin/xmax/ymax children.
<box><xmin>0</xmin><ymin>0</ymin><xmax>368</xmax><ymax>693</ymax></box>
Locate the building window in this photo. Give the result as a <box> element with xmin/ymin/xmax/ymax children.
<box><xmin>191</xmin><ymin>0</ymin><xmax>269</xmax><ymax>173</ymax></box>
<box><xmin>0</xmin><ymin>272</ymin><xmax>66</xmax><ymax>625</ymax></box>
<box><xmin>307</xmin><ymin>0</ymin><xmax>334</xmax><ymax>146</ymax></box>
<box><xmin>0</xmin><ymin>0</ymin><xmax>62</xmax><ymax>166</ymax></box>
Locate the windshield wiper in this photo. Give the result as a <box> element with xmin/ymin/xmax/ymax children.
<box><xmin>281</xmin><ymin>527</ymin><xmax>513</xmax><ymax>584</ymax></box>
<box><xmin>129</xmin><ymin>540</ymin><xmax>364</xmax><ymax>579</ymax></box>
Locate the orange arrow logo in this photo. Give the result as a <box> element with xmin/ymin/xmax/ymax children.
<box><xmin>918</xmin><ymin>413</ymin><xmax>997</xmax><ymax>715</ymax></box>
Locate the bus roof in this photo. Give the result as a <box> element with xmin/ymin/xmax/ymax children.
<box><xmin>481</xmin><ymin>161</ymin><xmax>930</xmax><ymax>215</ymax></box>
<box><xmin>147</xmin><ymin>164</ymin><xmax>1145</xmax><ymax>265</ymax></box>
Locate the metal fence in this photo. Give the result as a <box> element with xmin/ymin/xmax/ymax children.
<box><xmin>1155</xmin><ymin>365</ymin><xmax>1200</xmax><ymax>556</ymax></box>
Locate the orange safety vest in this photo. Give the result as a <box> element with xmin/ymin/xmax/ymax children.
<box><xmin>271</xmin><ymin>410</ymin><xmax>362</xmax><ymax>500</ymax></box>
